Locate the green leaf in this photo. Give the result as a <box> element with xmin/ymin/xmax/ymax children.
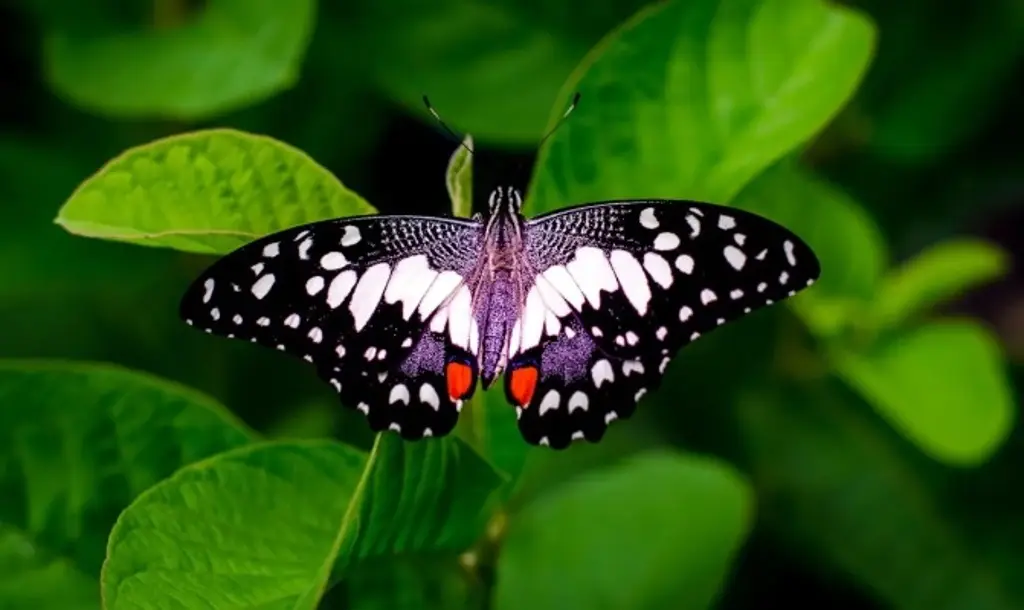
<box><xmin>102</xmin><ymin>435</ymin><xmax>504</xmax><ymax>609</ymax></box>
<box><xmin>360</xmin><ymin>0</ymin><xmax>644</xmax><ymax>144</ymax></box>
<box><xmin>495</xmin><ymin>451</ymin><xmax>752</xmax><ymax>610</ymax></box>
<box><xmin>869</xmin><ymin>239</ymin><xmax>1008</xmax><ymax>332</ymax></box>
<box><xmin>733</xmin><ymin>160</ymin><xmax>887</xmax><ymax>337</ymax></box>
<box><xmin>737</xmin><ymin>380</ymin><xmax>1023</xmax><ymax>610</ymax></box>
<box><xmin>832</xmin><ymin>321</ymin><xmax>1014</xmax><ymax>465</ymax></box>
<box><xmin>527</xmin><ymin>0</ymin><xmax>876</xmax><ymax>213</ymax></box>
<box><xmin>44</xmin><ymin>0</ymin><xmax>316</xmax><ymax>120</ymax></box>
<box><xmin>446</xmin><ymin>136</ymin><xmax>474</xmax><ymax>218</ymax></box>
<box><xmin>55</xmin><ymin>129</ymin><xmax>375</xmax><ymax>255</ymax></box>
<box><xmin>0</xmin><ymin>361</ymin><xmax>252</xmax><ymax>609</ymax></box>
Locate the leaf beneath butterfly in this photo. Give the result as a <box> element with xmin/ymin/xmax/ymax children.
<box><xmin>526</xmin><ymin>0</ymin><xmax>876</xmax><ymax>213</ymax></box>
<box><xmin>55</xmin><ymin>129</ymin><xmax>376</xmax><ymax>255</ymax></box>
<box><xmin>102</xmin><ymin>435</ymin><xmax>503</xmax><ymax>609</ymax></box>
<box><xmin>495</xmin><ymin>451</ymin><xmax>752</xmax><ymax>610</ymax></box>
<box><xmin>44</xmin><ymin>0</ymin><xmax>316</xmax><ymax>120</ymax></box>
<box><xmin>0</xmin><ymin>361</ymin><xmax>252</xmax><ymax>610</ymax></box>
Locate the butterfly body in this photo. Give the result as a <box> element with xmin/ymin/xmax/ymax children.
<box><xmin>181</xmin><ymin>187</ymin><xmax>820</xmax><ymax>449</ymax></box>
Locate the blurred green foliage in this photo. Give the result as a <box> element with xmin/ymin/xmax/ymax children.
<box><xmin>1</xmin><ymin>0</ymin><xmax>1022</xmax><ymax>609</ymax></box>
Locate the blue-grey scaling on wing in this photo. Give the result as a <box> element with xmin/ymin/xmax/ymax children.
<box><xmin>180</xmin><ymin>187</ymin><xmax>820</xmax><ymax>449</ymax></box>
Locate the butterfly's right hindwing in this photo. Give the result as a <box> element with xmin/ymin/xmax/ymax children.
<box><xmin>179</xmin><ymin>215</ymin><xmax>483</xmax><ymax>439</ymax></box>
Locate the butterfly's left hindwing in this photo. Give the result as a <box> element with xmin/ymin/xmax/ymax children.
<box><xmin>506</xmin><ymin>200</ymin><xmax>820</xmax><ymax>448</ymax></box>
<box><xmin>179</xmin><ymin>215</ymin><xmax>483</xmax><ymax>439</ymax></box>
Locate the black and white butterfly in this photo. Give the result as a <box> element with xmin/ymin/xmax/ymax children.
<box><xmin>180</xmin><ymin>186</ymin><xmax>819</xmax><ymax>449</ymax></box>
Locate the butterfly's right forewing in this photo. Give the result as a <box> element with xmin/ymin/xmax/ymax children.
<box><xmin>179</xmin><ymin>215</ymin><xmax>484</xmax><ymax>439</ymax></box>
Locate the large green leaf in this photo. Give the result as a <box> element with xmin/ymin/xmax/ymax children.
<box><xmin>44</xmin><ymin>0</ymin><xmax>316</xmax><ymax>119</ymax></box>
<box><xmin>0</xmin><ymin>361</ymin><xmax>252</xmax><ymax>610</ymax></box>
<box><xmin>527</xmin><ymin>0</ymin><xmax>876</xmax><ymax>213</ymax></box>
<box><xmin>832</xmin><ymin>321</ymin><xmax>1014</xmax><ymax>466</ymax></box>
<box><xmin>868</xmin><ymin>239</ymin><xmax>1008</xmax><ymax>333</ymax></box>
<box><xmin>737</xmin><ymin>381</ymin><xmax>1023</xmax><ymax>610</ymax></box>
<box><xmin>495</xmin><ymin>451</ymin><xmax>752</xmax><ymax>610</ymax></box>
<box><xmin>56</xmin><ymin>129</ymin><xmax>375</xmax><ymax>255</ymax></box>
<box><xmin>358</xmin><ymin>0</ymin><xmax>644</xmax><ymax>144</ymax></box>
<box><xmin>102</xmin><ymin>435</ymin><xmax>504</xmax><ymax>609</ymax></box>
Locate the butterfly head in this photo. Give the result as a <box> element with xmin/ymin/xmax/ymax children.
<box><xmin>487</xmin><ymin>186</ymin><xmax>523</xmax><ymax>218</ymax></box>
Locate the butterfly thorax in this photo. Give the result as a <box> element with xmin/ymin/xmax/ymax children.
<box><xmin>476</xmin><ymin>187</ymin><xmax>527</xmax><ymax>387</ymax></box>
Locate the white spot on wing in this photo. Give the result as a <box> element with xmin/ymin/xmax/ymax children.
<box><xmin>263</xmin><ymin>242</ymin><xmax>280</xmax><ymax>258</ymax></box>
<box><xmin>349</xmin><ymin>263</ymin><xmax>391</xmax><ymax>331</ymax></box>
<box><xmin>298</xmin><ymin>238</ymin><xmax>313</xmax><ymax>260</ymax></box>
<box><xmin>447</xmin><ymin>285</ymin><xmax>473</xmax><ymax>349</ymax></box>
<box><xmin>326</xmin><ymin>270</ymin><xmax>358</xmax><ymax>309</ymax></box>
<box><xmin>675</xmin><ymin>254</ymin><xmax>695</xmax><ymax>275</ymax></box>
<box><xmin>251</xmin><ymin>274</ymin><xmax>276</xmax><ymax>299</ymax></box>
<box><xmin>642</xmin><ymin>253</ymin><xmax>673</xmax><ymax>289</ymax></box>
<box><xmin>679</xmin><ymin>306</ymin><xmax>693</xmax><ymax>322</ymax></box>
<box><xmin>417</xmin><ymin>271</ymin><xmax>463</xmax><ymax>319</ymax></box>
<box><xmin>321</xmin><ymin>252</ymin><xmax>348</xmax><ymax>270</ymax></box>
<box><xmin>701</xmin><ymin>288</ymin><xmax>717</xmax><ymax>304</ymax></box>
<box><xmin>306</xmin><ymin>276</ymin><xmax>325</xmax><ymax>296</ymax></box>
<box><xmin>389</xmin><ymin>384</ymin><xmax>410</xmax><ymax>405</ymax></box>
<box><xmin>610</xmin><ymin>250</ymin><xmax>652</xmax><ymax>316</ymax></box>
<box><xmin>591</xmin><ymin>359</ymin><xmax>614</xmax><ymax>388</ymax></box>
<box><xmin>724</xmin><ymin>245</ymin><xmax>746</xmax><ymax>270</ymax></box>
<box><xmin>784</xmin><ymin>240</ymin><xmax>797</xmax><ymax>266</ymax></box>
<box><xmin>520</xmin><ymin>286</ymin><xmax>546</xmax><ymax>351</ymax></box>
<box><xmin>566</xmin><ymin>247</ymin><xmax>618</xmax><ymax>309</ymax></box>
<box><xmin>718</xmin><ymin>215</ymin><xmax>736</xmax><ymax>230</ymax></box>
<box><xmin>653</xmin><ymin>232</ymin><xmax>681</xmax><ymax>251</ymax></box>
<box><xmin>285</xmin><ymin>313</ymin><xmax>301</xmax><ymax>328</ymax></box>
<box><xmin>384</xmin><ymin>255</ymin><xmax>438</xmax><ymax>319</ymax></box>
<box><xmin>534</xmin><ymin>274</ymin><xmax>572</xmax><ymax>317</ymax></box>
<box><xmin>623</xmin><ymin>361</ymin><xmax>644</xmax><ymax>376</ymax></box>
<box><xmin>308</xmin><ymin>327</ymin><xmax>323</xmax><ymax>343</ymax></box>
<box><xmin>341</xmin><ymin>225</ymin><xmax>362</xmax><ymax>247</ymax></box>
<box><xmin>686</xmin><ymin>214</ymin><xmax>701</xmax><ymax>237</ymax></box>
<box><xmin>542</xmin><ymin>265</ymin><xmax>586</xmax><ymax>311</ymax></box>
<box><xmin>568</xmin><ymin>391</ymin><xmax>588</xmax><ymax>413</ymax></box>
<box><xmin>202</xmin><ymin>279</ymin><xmax>215</xmax><ymax>303</ymax></box>
<box><xmin>419</xmin><ymin>383</ymin><xmax>440</xmax><ymax>410</ymax></box>
<box><xmin>639</xmin><ymin>207</ymin><xmax>659</xmax><ymax>229</ymax></box>
<box><xmin>539</xmin><ymin>390</ymin><xmax>560</xmax><ymax>415</ymax></box>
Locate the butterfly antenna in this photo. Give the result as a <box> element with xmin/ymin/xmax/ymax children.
<box><xmin>422</xmin><ymin>95</ymin><xmax>474</xmax><ymax>155</ymax></box>
<box><xmin>538</xmin><ymin>92</ymin><xmax>581</xmax><ymax>147</ymax></box>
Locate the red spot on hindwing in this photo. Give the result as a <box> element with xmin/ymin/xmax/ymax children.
<box><xmin>508</xmin><ymin>366</ymin><xmax>539</xmax><ymax>407</ymax></box>
<box><xmin>445</xmin><ymin>361</ymin><xmax>475</xmax><ymax>401</ymax></box>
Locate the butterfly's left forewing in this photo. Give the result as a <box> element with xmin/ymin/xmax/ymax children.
<box><xmin>507</xmin><ymin>200</ymin><xmax>820</xmax><ymax>448</ymax></box>
<box><xmin>179</xmin><ymin>215</ymin><xmax>484</xmax><ymax>439</ymax></box>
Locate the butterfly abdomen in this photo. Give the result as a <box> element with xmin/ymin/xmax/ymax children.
<box><xmin>478</xmin><ymin>269</ymin><xmax>519</xmax><ymax>387</ymax></box>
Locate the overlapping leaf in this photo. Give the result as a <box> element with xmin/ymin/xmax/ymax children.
<box><xmin>102</xmin><ymin>436</ymin><xmax>503</xmax><ymax>609</ymax></box>
<box><xmin>527</xmin><ymin>0</ymin><xmax>876</xmax><ymax>213</ymax></box>
<box><xmin>0</xmin><ymin>361</ymin><xmax>253</xmax><ymax>610</ymax></box>
<box><xmin>56</xmin><ymin>129</ymin><xmax>375</xmax><ymax>255</ymax></box>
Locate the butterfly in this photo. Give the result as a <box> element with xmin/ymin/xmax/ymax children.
<box><xmin>180</xmin><ymin>186</ymin><xmax>820</xmax><ymax>449</ymax></box>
